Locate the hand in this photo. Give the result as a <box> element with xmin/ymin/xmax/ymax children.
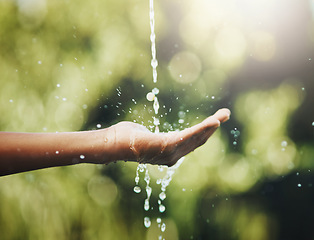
<box><xmin>0</xmin><ymin>108</ymin><xmax>230</xmax><ymax>176</ymax></box>
<box><xmin>109</xmin><ymin>108</ymin><xmax>230</xmax><ymax>166</ymax></box>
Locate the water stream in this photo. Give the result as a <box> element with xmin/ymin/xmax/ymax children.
<box><xmin>132</xmin><ymin>0</ymin><xmax>184</xmax><ymax>239</ymax></box>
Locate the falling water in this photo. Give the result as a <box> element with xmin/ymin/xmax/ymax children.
<box><xmin>141</xmin><ymin>0</ymin><xmax>160</xmax><ymax>232</ymax></box>
<box><xmin>134</xmin><ymin>0</ymin><xmax>160</xmax><ymax>229</ymax></box>
<box><xmin>133</xmin><ymin>0</ymin><xmax>183</xmax><ymax>238</ymax></box>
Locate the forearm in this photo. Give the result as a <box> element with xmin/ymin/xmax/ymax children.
<box><xmin>0</xmin><ymin>129</ymin><xmax>122</xmax><ymax>176</ymax></box>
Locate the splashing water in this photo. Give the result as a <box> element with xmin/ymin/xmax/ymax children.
<box><xmin>134</xmin><ymin>0</ymin><xmax>160</xmax><ymax>231</ymax></box>
<box><xmin>144</xmin><ymin>166</ymin><xmax>152</xmax><ymax>211</ymax></box>
<box><xmin>156</xmin><ymin>157</ymin><xmax>184</xmax><ymax>238</ymax></box>
<box><xmin>134</xmin><ymin>0</ymin><xmax>184</xmax><ymax>238</ymax></box>
<box><xmin>134</xmin><ymin>163</ymin><xmax>145</xmax><ymax>194</ymax></box>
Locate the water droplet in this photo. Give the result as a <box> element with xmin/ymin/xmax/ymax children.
<box><xmin>56</xmin><ymin>84</ymin><xmax>61</xmax><ymax>87</ymax></box>
<box><xmin>62</xmin><ymin>97</ymin><xmax>67</xmax><ymax>101</ymax></box>
<box><xmin>146</xmin><ymin>186</ymin><xmax>152</xmax><ymax>198</ymax></box>
<box><xmin>233</xmin><ymin>141</ymin><xmax>237</xmax><ymax>146</ymax></box>
<box><xmin>9</xmin><ymin>99</ymin><xmax>13</xmax><ymax>103</ymax></box>
<box><xmin>146</xmin><ymin>92</ymin><xmax>155</xmax><ymax>101</ymax></box>
<box><xmin>298</xmin><ymin>183</ymin><xmax>302</xmax><ymax>188</ymax></box>
<box><xmin>156</xmin><ymin>218</ymin><xmax>162</xmax><ymax>223</ymax></box>
<box><xmin>152</xmin><ymin>87</ymin><xmax>159</xmax><ymax>95</ymax></box>
<box><xmin>38</xmin><ymin>60</ymin><xmax>42</xmax><ymax>64</ymax></box>
<box><xmin>135</xmin><ymin>176</ymin><xmax>139</xmax><ymax>184</ymax></box>
<box><xmin>211</xmin><ymin>96</ymin><xmax>215</xmax><ymax>99</ymax></box>
<box><xmin>312</xmin><ymin>122</ymin><xmax>314</xmax><ymax>126</ymax></box>
<box><xmin>80</xmin><ymin>155</ymin><xmax>85</xmax><ymax>159</ymax></box>
<box><xmin>133</xmin><ymin>186</ymin><xmax>141</xmax><ymax>193</ymax></box>
<box><xmin>231</xmin><ymin>129</ymin><xmax>240</xmax><ymax>138</ymax></box>
<box><xmin>161</xmin><ymin>223</ymin><xmax>166</xmax><ymax>232</ymax></box>
<box><xmin>138</xmin><ymin>164</ymin><xmax>145</xmax><ymax>172</ymax></box>
<box><xmin>96</xmin><ymin>124</ymin><xmax>101</xmax><ymax>128</ymax></box>
<box><xmin>144</xmin><ymin>199</ymin><xmax>150</xmax><ymax>211</ymax></box>
<box><xmin>178</xmin><ymin>119</ymin><xmax>184</xmax><ymax>124</ymax></box>
<box><xmin>55</xmin><ymin>151</ymin><xmax>59</xmax><ymax>154</ymax></box>
<box><xmin>144</xmin><ymin>217</ymin><xmax>151</xmax><ymax>228</ymax></box>
<box><xmin>178</xmin><ymin>111</ymin><xmax>186</xmax><ymax>119</ymax></box>
<box><xmin>281</xmin><ymin>141</ymin><xmax>288</xmax><ymax>147</ymax></box>
<box><xmin>159</xmin><ymin>204</ymin><xmax>166</xmax><ymax>213</ymax></box>
<box><xmin>159</xmin><ymin>192</ymin><xmax>166</xmax><ymax>200</ymax></box>
<box><xmin>153</xmin><ymin>97</ymin><xmax>159</xmax><ymax>114</ymax></box>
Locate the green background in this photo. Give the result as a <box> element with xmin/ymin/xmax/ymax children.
<box><xmin>1</xmin><ymin>0</ymin><xmax>314</xmax><ymax>239</ymax></box>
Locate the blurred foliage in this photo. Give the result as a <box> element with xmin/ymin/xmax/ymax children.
<box><xmin>1</xmin><ymin>0</ymin><xmax>314</xmax><ymax>239</ymax></box>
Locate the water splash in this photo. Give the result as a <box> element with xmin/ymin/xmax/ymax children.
<box><xmin>144</xmin><ymin>166</ymin><xmax>152</xmax><ymax>211</ymax></box>
<box><xmin>133</xmin><ymin>164</ymin><xmax>144</xmax><ymax>194</ymax></box>
<box><xmin>156</xmin><ymin>157</ymin><xmax>184</xmax><ymax>234</ymax></box>
<box><xmin>134</xmin><ymin>0</ymin><xmax>183</xmax><ymax>237</ymax></box>
<box><xmin>139</xmin><ymin>0</ymin><xmax>161</xmax><ymax>223</ymax></box>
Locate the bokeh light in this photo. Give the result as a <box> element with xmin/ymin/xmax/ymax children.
<box><xmin>0</xmin><ymin>0</ymin><xmax>314</xmax><ymax>239</ymax></box>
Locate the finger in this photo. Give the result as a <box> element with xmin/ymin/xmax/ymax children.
<box><xmin>211</xmin><ymin>108</ymin><xmax>231</xmax><ymax>123</ymax></box>
<box><xmin>181</xmin><ymin>116</ymin><xmax>220</xmax><ymax>139</ymax></box>
<box><xmin>195</xmin><ymin>108</ymin><xmax>231</xmax><ymax>131</ymax></box>
<box><xmin>176</xmin><ymin>108</ymin><xmax>230</xmax><ymax>143</ymax></box>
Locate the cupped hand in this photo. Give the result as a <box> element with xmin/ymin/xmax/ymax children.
<box><xmin>109</xmin><ymin>108</ymin><xmax>230</xmax><ymax>166</ymax></box>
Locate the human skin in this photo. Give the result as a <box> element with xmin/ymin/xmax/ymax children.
<box><xmin>0</xmin><ymin>108</ymin><xmax>230</xmax><ymax>176</ymax></box>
